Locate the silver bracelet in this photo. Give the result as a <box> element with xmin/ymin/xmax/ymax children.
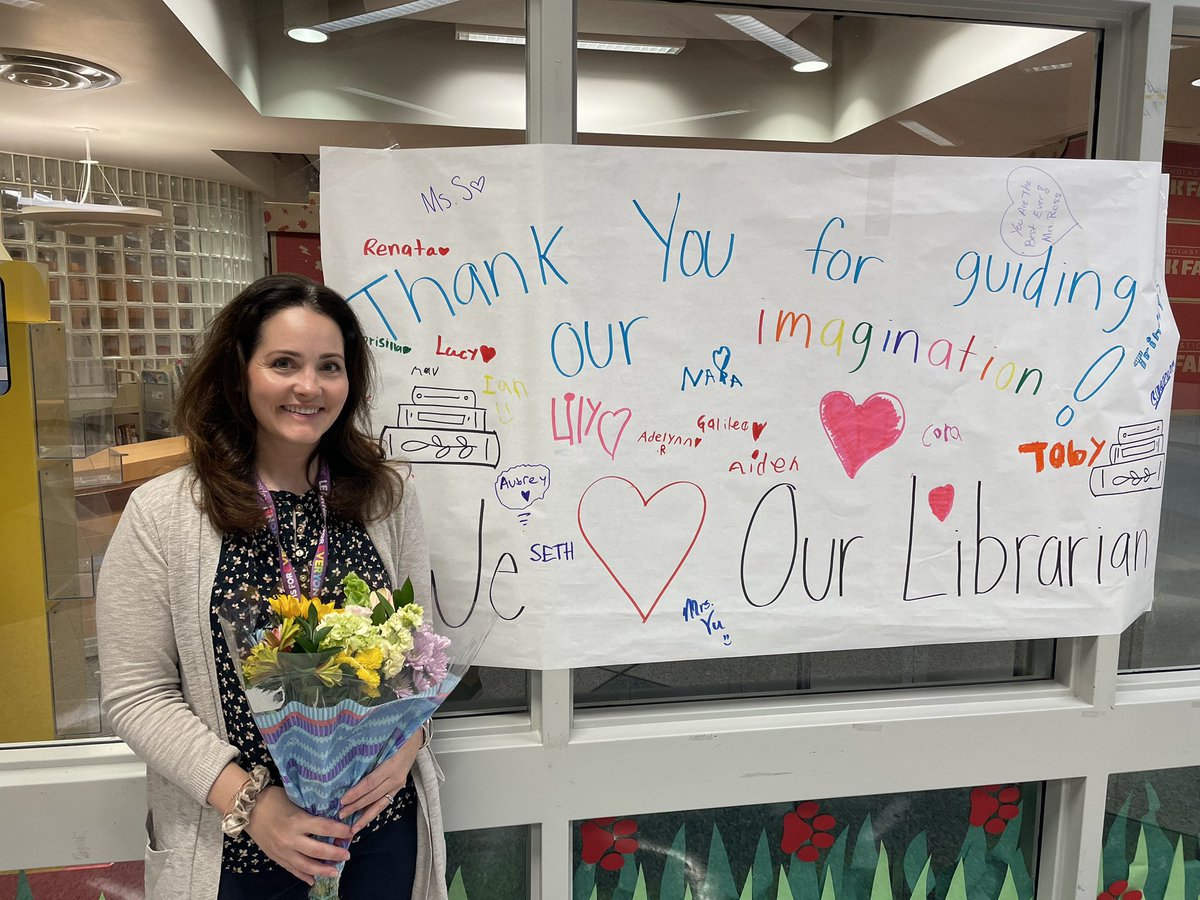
<box><xmin>220</xmin><ymin>765</ymin><xmax>271</xmax><ymax>837</ymax></box>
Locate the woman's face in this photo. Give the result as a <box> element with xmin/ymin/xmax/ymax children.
<box><xmin>246</xmin><ymin>305</ymin><xmax>349</xmax><ymax>459</ymax></box>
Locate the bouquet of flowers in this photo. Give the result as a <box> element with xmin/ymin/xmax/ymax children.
<box><xmin>218</xmin><ymin>572</ymin><xmax>494</xmax><ymax>900</ymax></box>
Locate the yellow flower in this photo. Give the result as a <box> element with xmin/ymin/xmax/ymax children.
<box><xmin>242</xmin><ymin>643</ymin><xmax>280</xmax><ymax>683</ymax></box>
<box><xmin>315</xmin><ymin>654</ymin><xmax>348</xmax><ymax>686</ymax></box>
<box><xmin>268</xmin><ymin>593</ymin><xmax>305</xmax><ymax>620</ymax></box>
<box><xmin>268</xmin><ymin>594</ymin><xmax>335</xmax><ymax>622</ymax></box>
<box><xmin>333</xmin><ymin>648</ymin><xmax>383</xmax><ymax>698</ymax></box>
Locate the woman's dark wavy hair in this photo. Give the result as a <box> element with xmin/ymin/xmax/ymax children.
<box><xmin>176</xmin><ymin>273</ymin><xmax>402</xmax><ymax>533</ymax></box>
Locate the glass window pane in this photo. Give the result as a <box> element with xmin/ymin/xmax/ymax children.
<box><xmin>1101</xmin><ymin>766</ymin><xmax>1200</xmax><ymax>899</ymax></box>
<box><xmin>574</xmin><ymin>783</ymin><xmax>1042</xmax><ymax>899</ymax></box>
<box><xmin>1121</xmin><ymin>36</ymin><xmax>1200</xmax><ymax>671</ymax></box>
<box><xmin>251</xmin><ymin>0</ymin><xmax>526</xmax><ymax>131</ymax></box>
<box><xmin>445</xmin><ymin>825</ymin><xmax>529</xmax><ymax>899</ymax></box>
<box><xmin>578</xmin><ymin>640</ymin><xmax>1054</xmax><ymax>706</ymax></box>
<box><xmin>577</xmin><ymin>2</ymin><xmax>1095</xmax><ymax>156</ymax></box>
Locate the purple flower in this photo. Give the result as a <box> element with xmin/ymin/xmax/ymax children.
<box><xmin>406</xmin><ymin>624</ymin><xmax>451</xmax><ymax>692</ymax></box>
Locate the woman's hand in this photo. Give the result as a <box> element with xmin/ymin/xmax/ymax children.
<box><xmin>337</xmin><ymin>728</ymin><xmax>424</xmax><ymax>834</ymax></box>
<box><xmin>244</xmin><ymin>787</ymin><xmax>354</xmax><ymax>886</ymax></box>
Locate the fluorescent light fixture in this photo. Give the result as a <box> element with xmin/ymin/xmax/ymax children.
<box><xmin>792</xmin><ymin>59</ymin><xmax>829</xmax><ymax>72</ymax></box>
<box><xmin>286</xmin><ymin>26</ymin><xmax>328</xmax><ymax>42</ymax></box>
<box><xmin>314</xmin><ymin>0</ymin><xmax>459</xmax><ymax>35</ymax></box>
<box><xmin>455</xmin><ymin>26</ymin><xmax>684</xmax><ymax>54</ymax></box>
<box><xmin>1192</xmin><ymin>76</ymin><xmax>1200</xmax><ymax>87</ymax></box>
<box><xmin>1023</xmin><ymin>61</ymin><xmax>1072</xmax><ymax>72</ymax></box>
<box><xmin>897</xmin><ymin>119</ymin><xmax>956</xmax><ymax>147</ymax></box>
<box><xmin>716</xmin><ymin>13</ymin><xmax>826</xmax><ymax>70</ymax></box>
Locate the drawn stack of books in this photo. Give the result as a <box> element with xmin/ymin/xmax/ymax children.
<box><xmin>379</xmin><ymin>385</ymin><xmax>500</xmax><ymax>467</ymax></box>
<box><xmin>1089</xmin><ymin>419</ymin><xmax>1165</xmax><ymax>496</ymax></box>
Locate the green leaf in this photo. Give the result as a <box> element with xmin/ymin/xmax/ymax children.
<box><xmin>632</xmin><ymin>865</ymin><xmax>650</xmax><ymax>900</ymax></box>
<box><xmin>16</xmin><ymin>870</ymin><xmax>33</xmax><ymax>900</ymax></box>
<box><xmin>703</xmin><ymin>822</ymin><xmax>739</xmax><ymax>900</ymax></box>
<box><xmin>372</xmin><ymin>600</ymin><xmax>392</xmax><ymax>627</ymax></box>
<box><xmin>752</xmin><ymin>830</ymin><xmax>774</xmax><ymax>900</ymax></box>
<box><xmin>902</xmin><ymin>834</ymin><xmax>929</xmax><ymax>892</ymax></box>
<box><xmin>311</xmin><ymin>626</ymin><xmax>333</xmax><ymax>646</ymax></box>
<box><xmin>1163</xmin><ymin>837</ymin><xmax>1186</xmax><ymax>900</ymax></box>
<box><xmin>448</xmin><ymin>866</ymin><xmax>469</xmax><ymax>900</ymax></box>
<box><xmin>1141</xmin><ymin>783</ymin><xmax>1178</xmax><ymax>900</ymax></box>
<box><xmin>788</xmin><ymin>860</ymin><xmax>819</xmax><ymax>900</ymax></box>
<box><xmin>573</xmin><ymin>861</ymin><xmax>597</xmax><ymax>900</ymax></box>
<box><xmin>819</xmin><ymin>871</ymin><xmax>837</xmax><ymax>900</ymax></box>
<box><xmin>398</xmin><ymin>577</ymin><xmax>415</xmax><ymax>605</ymax></box>
<box><xmin>1128</xmin><ymin>825</ymin><xmax>1149</xmax><ymax>893</ymax></box>
<box><xmin>824</xmin><ymin>825</ymin><xmax>849</xmax><ymax>899</ymax></box>
<box><xmin>776</xmin><ymin>866</ymin><xmax>797</xmax><ymax>900</ymax></box>
<box><xmin>909</xmin><ymin>858</ymin><xmax>932</xmax><ymax>900</ymax></box>
<box><xmin>989</xmin><ymin>799</ymin><xmax>1033</xmax><ymax>900</ymax></box>
<box><xmin>1101</xmin><ymin>795</ymin><xmax>1132</xmax><ymax>888</ymax></box>
<box><xmin>869</xmin><ymin>842</ymin><xmax>893</xmax><ymax>900</ymax></box>
<box><xmin>944</xmin><ymin>859</ymin><xmax>968</xmax><ymax>900</ymax></box>
<box><xmin>661</xmin><ymin>824</ymin><xmax>688</xmax><ymax>900</ymax></box>
<box><xmin>741</xmin><ymin>870</ymin><xmax>755</xmax><ymax>900</ymax></box>
<box><xmin>956</xmin><ymin>821</ymin><xmax>988</xmax><ymax>897</ymax></box>
<box><xmin>848</xmin><ymin>814</ymin><xmax>879</xmax><ymax>898</ymax></box>
<box><xmin>996</xmin><ymin>866</ymin><xmax>1020</xmax><ymax>900</ymax></box>
<box><xmin>614</xmin><ymin>855</ymin><xmax>640</xmax><ymax>900</ymax></box>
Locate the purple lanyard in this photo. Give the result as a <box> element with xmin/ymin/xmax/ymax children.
<box><xmin>255</xmin><ymin>459</ymin><xmax>331</xmax><ymax>599</ymax></box>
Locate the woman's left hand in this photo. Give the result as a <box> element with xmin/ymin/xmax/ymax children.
<box><xmin>338</xmin><ymin>728</ymin><xmax>424</xmax><ymax>833</ymax></box>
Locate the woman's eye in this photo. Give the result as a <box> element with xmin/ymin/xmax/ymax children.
<box><xmin>320</xmin><ymin>361</ymin><xmax>344</xmax><ymax>373</ymax></box>
<box><xmin>271</xmin><ymin>358</ymin><xmax>294</xmax><ymax>369</ymax></box>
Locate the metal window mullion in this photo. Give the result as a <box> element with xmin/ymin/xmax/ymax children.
<box><xmin>526</xmin><ymin>0</ymin><xmax>576</xmax><ymax>145</ymax></box>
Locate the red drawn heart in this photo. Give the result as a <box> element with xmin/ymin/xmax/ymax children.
<box><xmin>752</xmin><ymin>421</ymin><xmax>766</xmax><ymax>441</ymax></box>
<box><xmin>928</xmin><ymin>484</ymin><xmax>954</xmax><ymax>522</ymax></box>
<box><xmin>819</xmin><ymin>391</ymin><xmax>905</xmax><ymax>479</ymax></box>
<box><xmin>577</xmin><ymin>477</ymin><xmax>706</xmax><ymax>623</ymax></box>
<box><xmin>479</xmin><ymin>345</ymin><xmax>496</xmax><ymax>363</ymax></box>
<box><xmin>437</xmin><ymin>247</ymin><xmax>450</xmax><ymax>256</ymax></box>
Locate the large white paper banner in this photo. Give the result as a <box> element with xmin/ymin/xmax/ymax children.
<box><xmin>321</xmin><ymin>145</ymin><xmax>1177</xmax><ymax>669</ymax></box>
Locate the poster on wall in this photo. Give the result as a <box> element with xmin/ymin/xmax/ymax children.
<box><xmin>320</xmin><ymin>145</ymin><xmax>1176</xmax><ymax>669</ymax></box>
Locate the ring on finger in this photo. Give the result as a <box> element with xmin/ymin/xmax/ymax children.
<box><xmin>383</xmin><ymin>792</ymin><xmax>395</xmax><ymax>803</ymax></box>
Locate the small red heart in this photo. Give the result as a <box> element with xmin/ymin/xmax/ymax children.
<box><xmin>479</xmin><ymin>345</ymin><xmax>496</xmax><ymax>363</ymax></box>
<box><xmin>928</xmin><ymin>484</ymin><xmax>954</xmax><ymax>522</ymax></box>
<box><xmin>752</xmin><ymin>421</ymin><xmax>766</xmax><ymax>441</ymax></box>
<box><xmin>438</xmin><ymin>247</ymin><xmax>450</xmax><ymax>256</ymax></box>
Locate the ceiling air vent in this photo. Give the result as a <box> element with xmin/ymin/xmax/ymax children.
<box><xmin>0</xmin><ymin>49</ymin><xmax>120</xmax><ymax>90</ymax></box>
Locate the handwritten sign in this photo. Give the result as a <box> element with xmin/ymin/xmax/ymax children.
<box><xmin>320</xmin><ymin>145</ymin><xmax>1177</xmax><ymax>669</ymax></box>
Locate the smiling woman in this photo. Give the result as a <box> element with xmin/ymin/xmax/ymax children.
<box><xmin>95</xmin><ymin>274</ymin><xmax>449</xmax><ymax>899</ymax></box>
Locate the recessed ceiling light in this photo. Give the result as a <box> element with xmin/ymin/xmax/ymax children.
<box><xmin>286</xmin><ymin>26</ymin><xmax>328</xmax><ymax>43</ymax></box>
<box><xmin>897</xmin><ymin>119</ymin><xmax>956</xmax><ymax>147</ymax></box>
<box><xmin>792</xmin><ymin>59</ymin><xmax>830</xmax><ymax>73</ymax></box>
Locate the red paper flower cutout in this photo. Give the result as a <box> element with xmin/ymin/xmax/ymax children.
<box><xmin>581</xmin><ymin>817</ymin><xmax>639</xmax><ymax>870</ymax></box>
<box><xmin>782</xmin><ymin>801</ymin><xmax>838</xmax><ymax>862</ymax></box>
<box><xmin>970</xmin><ymin>784</ymin><xmax>1022</xmax><ymax>835</ymax></box>
<box><xmin>1099</xmin><ymin>881</ymin><xmax>1143</xmax><ymax>900</ymax></box>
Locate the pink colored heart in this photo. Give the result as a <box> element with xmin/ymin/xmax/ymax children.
<box><xmin>819</xmin><ymin>391</ymin><xmax>906</xmax><ymax>479</ymax></box>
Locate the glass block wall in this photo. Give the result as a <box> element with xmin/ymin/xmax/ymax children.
<box><xmin>0</xmin><ymin>150</ymin><xmax>257</xmax><ymax>373</ymax></box>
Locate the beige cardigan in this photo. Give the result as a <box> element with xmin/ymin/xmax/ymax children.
<box><xmin>96</xmin><ymin>465</ymin><xmax>448</xmax><ymax>900</ymax></box>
